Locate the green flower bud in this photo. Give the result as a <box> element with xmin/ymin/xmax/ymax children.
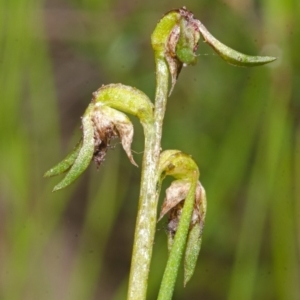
<box><xmin>175</xmin><ymin>8</ymin><xmax>201</xmax><ymax>66</ymax></box>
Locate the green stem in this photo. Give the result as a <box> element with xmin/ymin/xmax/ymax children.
<box><xmin>127</xmin><ymin>55</ymin><xmax>169</xmax><ymax>300</ymax></box>
<box><xmin>157</xmin><ymin>176</ymin><xmax>198</xmax><ymax>300</ymax></box>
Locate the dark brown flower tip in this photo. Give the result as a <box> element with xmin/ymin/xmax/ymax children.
<box><xmin>93</xmin><ymin>123</ymin><xmax>118</xmax><ymax>167</ymax></box>
<box><xmin>92</xmin><ymin>105</ymin><xmax>137</xmax><ymax>168</ymax></box>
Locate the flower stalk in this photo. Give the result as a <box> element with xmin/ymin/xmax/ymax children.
<box><xmin>127</xmin><ymin>33</ymin><xmax>171</xmax><ymax>300</ymax></box>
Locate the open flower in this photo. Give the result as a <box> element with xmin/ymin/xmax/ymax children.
<box><xmin>158</xmin><ymin>180</ymin><xmax>206</xmax><ymax>248</ymax></box>
<box><xmin>158</xmin><ymin>178</ymin><xmax>207</xmax><ymax>285</ymax></box>
<box><xmin>44</xmin><ymin>103</ymin><xmax>137</xmax><ymax>192</ymax></box>
<box><xmin>157</xmin><ymin>150</ymin><xmax>207</xmax><ymax>285</ymax></box>
<box><xmin>44</xmin><ymin>83</ymin><xmax>153</xmax><ymax>192</ymax></box>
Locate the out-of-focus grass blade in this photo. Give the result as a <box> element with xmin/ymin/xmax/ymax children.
<box><xmin>0</xmin><ymin>0</ymin><xmax>69</xmax><ymax>299</ymax></box>
<box><xmin>270</xmin><ymin>122</ymin><xmax>300</xmax><ymax>300</ymax></box>
<box><xmin>296</xmin><ymin>126</ymin><xmax>300</xmax><ymax>260</ymax></box>
<box><xmin>228</xmin><ymin>66</ymin><xmax>290</xmax><ymax>300</ymax></box>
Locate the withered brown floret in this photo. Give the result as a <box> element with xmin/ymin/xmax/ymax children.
<box><xmin>159</xmin><ymin>180</ymin><xmax>205</xmax><ymax>237</ymax></box>
<box><xmin>91</xmin><ymin>105</ymin><xmax>137</xmax><ymax>168</ymax></box>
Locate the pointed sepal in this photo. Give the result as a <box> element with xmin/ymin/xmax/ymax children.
<box><xmin>44</xmin><ymin>139</ymin><xmax>82</xmax><ymax>177</ymax></box>
<box><xmin>197</xmin><ymin>21</ymin><xmax>276</xmax><ymax>67</ymax></box>
<box><xmin>52</xmin><ymin>104</ymin><xmax>95</xmax><ymax>192</ymax></box>
<box><xmin>184</xmin><ymin>223</ymin><xmax>202</xmax><ymax>286</ymax></box>
<box><xmin>184</xmin><ymin>183</ymin><xmax>206</xmax><ymax>286</ymax></box>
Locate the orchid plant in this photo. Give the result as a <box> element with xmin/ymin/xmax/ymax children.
<box><xmin>45</xmin><ymin>7</ymin><xmax>275</xmax><ymax>300</ymax></box>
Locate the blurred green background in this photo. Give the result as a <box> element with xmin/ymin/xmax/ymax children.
<box><xmin>0</xmin><ymin>0</ymin><xmax>299</xmax><ymax>299</ymax></box>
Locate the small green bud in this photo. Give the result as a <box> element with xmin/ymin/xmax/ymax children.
<box><xmin>175</xmin><ymin>8</ymin><xmax>201</xmax><ymax>66</ymax></box>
